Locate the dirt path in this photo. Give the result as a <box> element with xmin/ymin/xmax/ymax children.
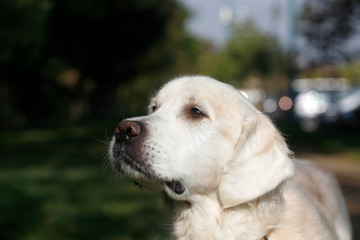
<box><xmin>296</xmin><ymin>152</ymin><xmax>360</xmax><ymax>239</ymax></box>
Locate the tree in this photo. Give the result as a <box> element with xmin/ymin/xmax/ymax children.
<box><xmin>0</xmin><ymin>0</ymin><xmax>196</xmax><ymax>128</ymax></box>
<box><xmin>48</xmin><ymin>0</ymin><xmax>190</xmax><ymax>117</ymax></box>
<box><xmin>300</xmin><ymin>0</ymin><xmax>360</xmax><ymax>63</ymax></box>
<box><xmin>0</xmin><ymin>0</ymin><xmax>54</xmax><ymax>128</ymax></box>
<box><xmin>209</xmin><ymin>22</ymin><xmax>295</xmax><ymax>92</ymax></box>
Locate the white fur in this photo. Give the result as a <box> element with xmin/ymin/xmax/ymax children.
<box><xmin>109</xmin><ymin>76</ymin><xmax>352</xmax><ymax>240</ymax></box>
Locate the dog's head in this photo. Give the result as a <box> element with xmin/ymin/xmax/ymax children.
<box><xmin>109</xmin><ymin>76</ymin><xmax>294</xmax><ymax>207</ymax></box>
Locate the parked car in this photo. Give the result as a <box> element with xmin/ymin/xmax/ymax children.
<box><xmin>337</xmin><ymin>87</ymin><xmax>360</xmax><ymax>127</ymax></box>
<box><xmin>283</xmin><ymin>78</ymin><xmax>358</xmax><ymax>131</ymax></box>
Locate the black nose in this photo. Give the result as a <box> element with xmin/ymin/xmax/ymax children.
<box><xmin>115</xmin><ymin>121</ymin><xmax>143</xmax><ymax>143</ymax></box>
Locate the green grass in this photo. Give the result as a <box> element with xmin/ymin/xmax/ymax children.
<box><xmin>0</xmin><ymin>122</ymin><xmax>171</xmax><ymax>240</ymax></box>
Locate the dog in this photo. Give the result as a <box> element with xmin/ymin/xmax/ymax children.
<box><xmin>109</xmin><ymin>76</ymin><xmax>352</xmax><ymax>240</ymax></box>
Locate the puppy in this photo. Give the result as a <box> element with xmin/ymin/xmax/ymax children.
<box><xmin>109</xmin><ymin>76</ymin><xmax>352</xmax><ymax>240</ymax></box>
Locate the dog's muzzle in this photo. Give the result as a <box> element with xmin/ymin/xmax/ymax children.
<box><xmin>112</xmin><ymin>120</ymin><xmax>186</xmax><ymax>196</ymax></box>
<box><xmin>112</xmin><ymin>120</ymin><xmax>149</xmax><ymax>174</ymax></box>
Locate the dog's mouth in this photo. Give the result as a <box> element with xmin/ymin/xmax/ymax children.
<box><xmin>164</xmin><ymin>180</ymin><xmax>185</xmax><ymax>194</ymax></box>
<box><xmin>112</xmin><ymin>145</ymin><xmax>185</xmax><ymax>195</ymax></box>
<box><xmin>132</xmin><ymin>180</ymin><xmax>185</xmax><ymax>195</ymax></box>
<box><xmin>112</xmin><ymin>145</ymin><xmax>153</xmax><ymax>178</ymax></box>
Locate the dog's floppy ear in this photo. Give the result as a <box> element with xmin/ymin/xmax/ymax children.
<box><xmin>218</xmin><ymin>112</ymin><xmax>294</xmax><ymax>208</ymax></box>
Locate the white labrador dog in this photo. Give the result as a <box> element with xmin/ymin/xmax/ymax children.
<box><xmin>109</xmin><ymin>76</ymin><xmax>352</xmax><ymax>240</ymax></box>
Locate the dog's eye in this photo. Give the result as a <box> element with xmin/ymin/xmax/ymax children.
<box><xmin>150</xmin><ymin>104</ymin><xmax>157</xmax><ymax>113</ymax></box>
<box><xmin>189</xmin><ymin>107</ymin><xmax>205</xmax><ymax>119</ymax></box>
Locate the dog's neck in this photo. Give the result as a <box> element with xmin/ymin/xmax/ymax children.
<box><xmin>171</xmin><ymin>186</ymin><xmax>284</xmax><ymax>240</ymax></box>
<box><xmin>171</xmin><ymin>192</ymin><xmax>222</xmax><ymax>240</ymax></box>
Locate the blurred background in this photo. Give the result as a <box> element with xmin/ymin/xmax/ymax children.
<box><xmin>1</xmin><ymin>0</ymin><xmax>360</xmax><ymax>239</ymax></box>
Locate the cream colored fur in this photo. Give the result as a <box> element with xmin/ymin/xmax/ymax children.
<box><xmin>109</xmin><ymin>76</ymin><xmax>352</xmax><ymax>240</ymax></box>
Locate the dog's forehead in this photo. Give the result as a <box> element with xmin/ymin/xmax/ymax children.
<box><xmin>155</xmin><ymin>77</ymin><xmax>234</xmax><ymax>104</ymax></box>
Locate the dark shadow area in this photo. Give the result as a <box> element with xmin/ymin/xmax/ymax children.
<box><xmin>0</xmin><ymin>184</ymin><xmax>42</xmax><ymax>240</ymax></box>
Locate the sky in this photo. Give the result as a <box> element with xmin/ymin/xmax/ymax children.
<box><xmin>179</xmin><ymin>0</ymin><xmax>298</xmax><ymax>48</ymax></box>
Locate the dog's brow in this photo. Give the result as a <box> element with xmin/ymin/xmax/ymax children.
<box><xmin>185</xmin><ymin>96</ymin><xmax>198</xmax><ymax>106</ymax></box>
<box><xmin>188</xmin><ymin>96</ymin><xmax>196</xmax><ymax>101</ymax></box>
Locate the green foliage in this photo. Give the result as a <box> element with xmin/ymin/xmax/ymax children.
<box><xmin>0</xmin><ymin>0</ymin><xmax>49</xmax><ymax>65</ymax></box>
<box><xmin>339</xmin><ymin>61</ymin><xmax>360</xmax><ymax>85</ymax></box>
<box><xmin>298</xmin><ymin>61</ymin><xmax>360</xmax><ymax>86</ymax></box>
<box><xmin>0</xmin><ymin>0</ymin><xmax>199</xmax><ymax>129</ymax></box>
<box><xmin>207</xmin><ymin>22</ymin><xmax>295</xmax><ymax>91</ymax></box>
<box><xmin>0</xmin><ymin>0</ymin><xmax>54</xmax><ymax>129</ymax></box>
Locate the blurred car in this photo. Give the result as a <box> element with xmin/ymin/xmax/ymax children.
<box><xmin>284</xmin><ymin>78</ymin><xmax>356</xmax><ymax>131</ymax></box>
<box><xmin>293</xmin><ymin>90</ymin><xmax>339</xmax><ymax>131</ymax></box>
<box><xmin>337</xmin><ymin>87</ymin><xmax>360</xmax><ymax>127</ymax></box>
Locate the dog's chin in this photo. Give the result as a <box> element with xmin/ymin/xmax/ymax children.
<box><xmin>112</xmin><ymin>153</ymin><xmax>186</xmax><ymax>195</ymax></box>
<box><xmin>112</xmin><ymin>158</ymin><xmax>161</xmax><ymax>190</ymax></box>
